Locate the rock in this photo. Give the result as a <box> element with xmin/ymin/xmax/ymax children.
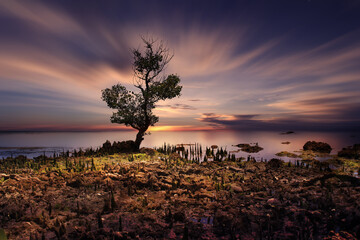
<box><xmin>39</xmin><ymin>175</ymin><xmax>49</xmax><ymax>181</ymax></box>
<box><xmin>9</xmin><ymin>174</ymin><xmax>22</xmax><ymax>181</ymax></box>
<box><xmin>184</xmin><ymin>168</ymin><xmax>202</xmax><ymax>175</ymax></box>
<box><xmin>267</xmin><ymin>198</ymin><xmax>280</xmax><ymax>205</ymax></box>
<box><xmin>281</xmin><ymin>131</ymin><xmax>294</xmax><ymax>134</ymax></box>
<box><xmin>100</xmin><ymin>140</ymin><xmax>138</xmax><ymax>154</ymax></box>
<box><xmin>159</xmin><ymin>183</ymin><xmax>172</xmax><ymax>190</ymax></box>
<box><xmin>155</xmin><ymin>170</ymin><xmax>169</xmax><ymax>176</ymax></box>
<box><xmin>280</xmin><ymin>178</ymin><xmax>289</xmax><ymax>184</ymax></box>
<box><xmin>2</xmin><ymin>149</ymin><xmax>360</xmax><ymax>239</ymax></box>
<box><xmin>244</xmin><ymin>162</ymin><xmax>258</xmax><ymax>173</ymax></box>
<box><xmin>299</xmin><ymin>150</ymin><xmax>317</xmax><ymax>161</ymax></box>
<box><xmin>267</xmin><ymin>158</ymin><xmax>284</xmax><ymax>168</ymax></box>
<box><xmin>303</xmin><ymin>141</ymin><xmax>332</xmax><ymax>153</ymax></box>
<box><xmin>231</xmin><ymin>184</ymin><xmax>243</xmax><ymax>193</ymax></box>
<box><xmin>228</xmin><ymin>166</ymin><xmax>243</xmax><ymax>172</ymax></box>
<box><xmin>31</xmin><ymin>177</ymin><xmax>42</xmax><ymax>183</ymax></box>
<box><xmin>112</xmin><ymin>140</ymin><xmax>138</xmax><ymax>153</ymax></box>
<box><xmin>275</xmin><ymin>151</ymin><xmax>298</xmax><ymax>158</ymax></box>
<box><xmin>173</xmin><ymin>211</ymin><xmax>186</xmax><ymax>222</ymax></box>
<box><xmin>140</xmin><ymin>147</ymin><xmax>157</xmax><ymax>156</ymax></box>
<box><xmin>324</xmin><ymin>230</ymin><xmax>357</xmax><ymax>240</ymax></box>
<box><xmin>66</xmin><ymin>178</ymin><xmax>83</xmax><ymax>188</ymax></box>
<box><xmin>196</xmin><ymin>191</ymin><xmax>214</xmax><ymax>200</ymax></box>
<box><xmin>235</xmin><ymin>143</ymin><xmax>263</xmax><ymax>153</ymax></box>
<box><xmin>105</xmin><ymin>173</ymin><xmax>121</xmax><ymax>180</ymax></box>
<box><xmin>44</xmin><ymin>231</ymin><xmax>57</xmax><ymax>239</ymax></box>
<box><xmin>338</xmin><ymin>144</ymin><xmax>360</xmax><ymax>159</ymax></box>
<box><xmin>169</xmin><ymin>153</ymin><xmax>181</xmax><ymax>160</ymax></box>
<box><xmin>14</xmin><ymin>155</ymin><xmax>27</xmax><ymax>161</ymax></box>
<box><xmin>48</xmin><ymin>172</ymin><xmax>58</xmax><ymax>179</ymax></box>
<box><xmin>257</xmin><ymin>163</ymin><xmax>266</xmax><ymax>171</ymax></box>
<box><xmin>0</xmin><ymin>174</ymin><xmax>10</xmax><ymax>180</ymax></box>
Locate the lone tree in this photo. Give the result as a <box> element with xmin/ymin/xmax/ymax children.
<box><xmin>101</xmin><ymin>38</ymin><xmax>182</xmax><ymax>150</ymax></box>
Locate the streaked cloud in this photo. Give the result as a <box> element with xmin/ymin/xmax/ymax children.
<box><xmin>157</xmin><ymin>104</ymin><xmax>196</xmax><ymax>110</ymax></box>
<box><xmin>0</xmin><ymin>1</ymin><xmax>359</xmax><ymax>131</ymax></box>
<box><xmin>198</xmin><ymin>113</ymin><xmax>360</xmax><ymax>132</ymax></box>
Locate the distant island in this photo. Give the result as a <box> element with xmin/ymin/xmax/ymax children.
<box><xmin>281</xmin><ymin>131</ymin><xmax>295</xmax><ymax>135</ymax></box>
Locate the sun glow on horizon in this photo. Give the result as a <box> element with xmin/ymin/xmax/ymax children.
<box><xmin>148</xmin><ymin>125</ymin><xmax>217</xmax><ymax>132</ymax></box>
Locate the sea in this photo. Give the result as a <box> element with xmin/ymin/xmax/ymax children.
<box><xmin>0</xmin><ymin>130</ymin><xmax>359</xmax><ymax>162</ymax></box>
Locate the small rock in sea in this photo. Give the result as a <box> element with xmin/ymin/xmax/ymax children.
<box><xmin>281</xmin><ymin>131</ymin><xmax>295</xmax><ymax>135</ymax></box>
<box><xmin>235</xmin><ymin>143</ymin><xmax>263</xmax><ymax>153</ymax></box>
<box><xmin>275</xmin><ymin>151</ymin><xmax>298</xmax><ymax>158</ymax></box>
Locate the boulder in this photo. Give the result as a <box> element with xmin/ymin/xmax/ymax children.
<box><xmin>140</xmin><ymin>147</ymin><xmax>157</xmax><ymax>156</ymax></box>
<box><xmin>66</xmin><ymin>178</ymin><xmax>83</xmax><ymax>188</ymax></box>
<box><xmin>112</xmin><ymin>140</ymin><xmax>138</xmax><ymax>153</ymax></box>
<box><xmin>303</xmin><ymin>141</ymin><xmax>332</xmax><ymax>153</ymax></box>
<box><xmin>267</xmin><ymin>158</ymin><xmax>284</xmax><ymax>168</ymax></box>
<box><xmin>99</xmin><ymin>140</ymin><xmax>138</xmax><ymax>154</ymax></box>
<box><xmin>338</xmin><ymin>144</ymin><xmax>360</xmax><ymax>159</ymax></box>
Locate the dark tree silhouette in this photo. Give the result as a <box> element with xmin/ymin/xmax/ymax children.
<box><xmin>102</xmin><ymin>37</ymin><xmax>182</xmax><ymax>150</ymax></box>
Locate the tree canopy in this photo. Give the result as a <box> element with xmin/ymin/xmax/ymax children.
<box><xmin>102</xmin><ymin>37</ymin><xmax>182</xmax><ymax>150</ymax></box>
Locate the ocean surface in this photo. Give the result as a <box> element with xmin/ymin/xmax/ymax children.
<box><xmin>0</xmin><ymin>130</ymin><xmax>359</xmax><ymax>161</ymax></box>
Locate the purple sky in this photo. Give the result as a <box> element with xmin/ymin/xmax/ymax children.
<box><xmin>1</xmin><ymin>0</ymin><xmax>360</xmax><ymax>132</ymax></box>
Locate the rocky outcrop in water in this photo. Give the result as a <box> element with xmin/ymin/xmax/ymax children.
<box><xmin>235</xmin><ymin>143</ymin><xmax>263</xmax><ymax>153</ymax></box>
<box><xmin>275</xmin><ymin>151</ymin><xmax>298</xmax><ymax>158</ymax></box>
<box><xmin>303</xmin><ymin>141</ymin><xmax>332</xmax><ymax>153</ymax></box>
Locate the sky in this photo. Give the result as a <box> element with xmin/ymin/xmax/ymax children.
<box><xmin>0</xmin><ymin>0</ymin><xmax>360</xmax><ymax>132</ymax></box>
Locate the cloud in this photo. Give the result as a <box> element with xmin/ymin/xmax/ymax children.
<box><xmin>0</xmin><ymin>1</ymin><xmax>359</xmax><ymax>131</ymax></box>
<box><xmin>157</xmin><ymin>104</ymin><xmax>196</xmax><ymax>110</ymax></box>
<box><xmin>0</xmin><ymin>0</ymin><xmax>82</xmax><ymax>35</ymax></box>
<box><xmin>198</xmin><ymin>113</ymin><xmax>360</xmax><ymax>131</ymax></box>
<box><xmin>167</xmin><ymin>29</ymin><xmax>280</xmax><ymax>78</ymax></box>
<box><xmin>243</xmin><ymin>30</ymin><xmax>360</xmax><ymax>88</ymax></box>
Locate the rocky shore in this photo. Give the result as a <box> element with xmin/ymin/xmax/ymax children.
<box><xmin>0</xmin><ymin>153</ymin><xmax>360</xmax><ymax>239</ymax></box>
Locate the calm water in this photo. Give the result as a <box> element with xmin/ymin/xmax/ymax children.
<box><xmin>0</xmin><ymin>130</ymin><xmax>359</xmax><ymax>160</ymax></box>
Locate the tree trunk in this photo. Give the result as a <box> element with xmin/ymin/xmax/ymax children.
<box><xmin>135</xmin><ymin>130</ymin><xmax>145</xmax><ymax>151</ymax></box>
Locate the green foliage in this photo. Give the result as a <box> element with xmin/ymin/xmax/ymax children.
<box><xmin>102</xmin><ymin>37</ymin><xmax>182</xmax><ymax>149</ymax></box>
<box><xmin>0</xmin><ymin>229</ymin><xmax>7</xmax><ymax>240</ymax></box>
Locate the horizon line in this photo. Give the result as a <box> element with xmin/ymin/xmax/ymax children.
<box><xmin>0</xmin><ymin>128</ymin><xmax>358</xmax><ymax>133</ymax></box>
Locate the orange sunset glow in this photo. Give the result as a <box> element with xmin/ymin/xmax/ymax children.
<box><xmin>0</xmin><ymin>1</ymin><xmax>359</xmax><ymax>132</ymax></box>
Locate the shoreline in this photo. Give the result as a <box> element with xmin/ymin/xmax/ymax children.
<box><xmin>1</xmin><ymin>152</ymin><xmax>360</xmax><ymax>239</ymax></box>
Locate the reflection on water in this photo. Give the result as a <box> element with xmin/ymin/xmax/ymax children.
<box><xmin>0</xmin><ymin>130</ymin><xmax>359</xmax><ymax>160</ymax></box>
